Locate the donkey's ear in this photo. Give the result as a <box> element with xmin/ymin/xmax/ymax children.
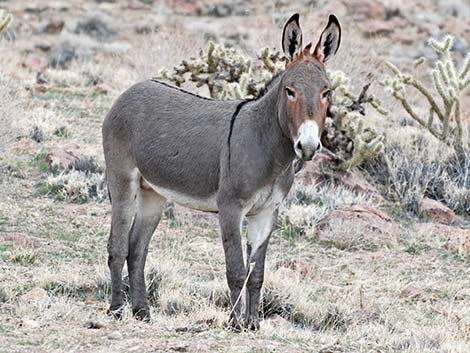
<box><xmin>313</xmin><ymin>14</ymin><xmax>341</xmax><ymax>63</ymax></box>
<box><xmin>282</xmin><ymin>13</ymin><xmax>303</xmax><ymax>62</ymax></box>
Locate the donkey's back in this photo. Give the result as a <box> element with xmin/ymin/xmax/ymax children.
<box><xmin>103</xmin><ymin>80</ymin><xmax>240</xmax><ymax>206</ymax></box>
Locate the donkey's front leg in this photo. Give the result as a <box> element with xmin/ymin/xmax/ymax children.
<box><xmin>218</xmin><ymin>201</ymin><xmax>246</xmax><ymax>330</ymax></box>
<box><xmin>245</xmin><ymin>209</ymin><xmax>278</xmax><ymax>330</ymax></box>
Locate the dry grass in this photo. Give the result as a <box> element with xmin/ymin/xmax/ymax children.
<box><xmin>1</xmin><ymin>0</ymin><xmax>470</xmax><ymax>352</ymax></box>
<box><xmin>1</xmin><ymin>197</ymin><xmax>469</xmax><ymax>352</ymax></box>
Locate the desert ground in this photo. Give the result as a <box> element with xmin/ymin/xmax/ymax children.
<box><xmin>0</xmin><ymin>0</ymin><xmax>470</xmax><ymax>352</ymax></box>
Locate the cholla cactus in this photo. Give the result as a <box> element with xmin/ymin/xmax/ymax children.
<box><xmin>160</xmin><ymin>41</ymin><xmax>285</xmax><ymax>99</ymax></box>
<box><xmin>0</xmin><ymin>9</ymin><xmax>12</xmax><ymax>34</ymax></box>
<box><xmin>160</xmin><ymin>42</ymin><xmax>386</xmax><ymax>169</ymax></box>
<box><xmin>384</xmin><ymin>35</ymin><xmax>470</xmax><ymax>154</ymax></box>
<box><xmin>161</xmin><ymin>41</ymin><xmax>250</xmax><ymax>99</ymax></box>
<box><xmin>326</xmin><ymin>70</ymin><xmax>386</xmax><ymax>169</ymax></box>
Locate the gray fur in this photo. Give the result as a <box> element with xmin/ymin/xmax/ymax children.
<box><xmin>102</xmin><ymin>13</ymin><xmax>341</xmax><ymax>329</ymax></box>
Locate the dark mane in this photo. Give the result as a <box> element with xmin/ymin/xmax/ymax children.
<box><xmin>150</xmin><ymin>70</ymin><xmax>285</xmax><ymax>103</ymax></box>
<box><xmin>149</xmin><ymin>78</ymin><xmax>215</xmax><ymax>101</ymax></box>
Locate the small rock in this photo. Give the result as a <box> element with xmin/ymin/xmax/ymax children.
<box><xmin>94</xmin><ymin>83</ymin><xmax>109</xmax><ymax>95</ymax></box>
<box><xmin>316</xmin><ymin>205</ymin><xmax>400</xmax><ymax>250</ymax></box>
<box><xmin>45</xmin><ymin>147</ymin><xmax>80</xmax><ymax>171</ymax></box>
<box><xmin>35</xmin><ymin>42</ymin><xmax>52</xmax><ymax>52</ymax></box>
<box><xmin>85</xmin><ymin>321</ymin><xmax>105</xmax><ymax>329</ymax></box>
<box><xmin>107</xmin><ymin>331</ymin><xmax>122</xmax><ymax>340</ymax></box>
<box><xmin>401</xmin><ymin>285</ymin><xmax>422</xmax><ymax>300</ymax></box>
<box><xmin>19</xmin><ymin>287</ymin><xmax>48</xmax><ymax>303</ymax></box>
<box><xmin>21</xmin><ymin>319</ymin><xmax>40</xmax><ymax>329</ymax></box>
<box><xmin>44</xmin><ymin>19</ymin><xmax>64</xmax><ymax>34</ymax></box>
<box><xmin>34</xmin><ymin>18</ymin><xmax>64</xmax><ymax>34</ymax></box>
<box><xmin>418</xmin><ymin>198</ymin><xmax>455</xmax><ymax>224</ymax></box>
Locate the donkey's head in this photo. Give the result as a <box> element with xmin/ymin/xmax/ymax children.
<box><xmin>278</xmin><ymin>14</ymin><xmax>341</xmax><ymax>161</ymax></box>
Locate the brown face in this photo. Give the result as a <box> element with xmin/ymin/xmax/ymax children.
<box><xmin>281</xmin><ymin>59</ymin><xmax>331</xmax><ymax>160</ymax></box>
<box><xmin>280</xmin><ymin>13</ymin><xmax>341</xmax><ymax>161</ymax></box>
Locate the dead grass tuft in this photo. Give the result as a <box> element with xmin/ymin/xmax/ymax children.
<box><xmin>366</xmin><ymin>139</ymin><xmax>470</xmax><ymax>215</ymax></box>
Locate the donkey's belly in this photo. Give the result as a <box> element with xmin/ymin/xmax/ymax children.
<box><xmin>142</xmin><ymin>177</ymin><xmax>218</xmax><ymax>212</ymax></box>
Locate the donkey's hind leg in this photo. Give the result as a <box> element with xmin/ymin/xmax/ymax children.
<box><xmin>107</xmin><ymin>170</ymin><xmax>139</xmax><ymax>319</ymax></box>
<box><xmin>128</xmin><ymin>185</ymin><xmax>166</xmax><ymax>321</ymax></box>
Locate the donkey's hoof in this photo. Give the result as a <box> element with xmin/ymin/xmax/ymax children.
<box><xmin>133</xmin><ymin>307</ymin><xmax>151</xmax><ymax>322</ymax></box>
<box><xmin>225</xmin><ymin>317</ymin><xmax>243</xmax><ymax>333</ymax></box>
<box><xmin>245</xmin><ymin>317</ymin><xmax>260</xmax><ymax>331</ymax></box>
<box><xmin>107</xmin><ymin>305</ymin><xmax>124</xmax><ymax>320</ymax></box>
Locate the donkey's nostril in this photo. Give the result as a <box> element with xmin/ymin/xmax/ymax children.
<box><xmin>296</xmin><ymin>140</ymin><xmax>302</xmax><ymax>151</ymax></box>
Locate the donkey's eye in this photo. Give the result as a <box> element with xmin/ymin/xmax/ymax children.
<box><xmin>322</xmin><ymin>90</ymin><xmax>331</xmax><ymax>100</ymax></box>
<box><xmin>285</xmin><ymin>87</ymin><xmax>296</xmax><ymax>100</ymax></box>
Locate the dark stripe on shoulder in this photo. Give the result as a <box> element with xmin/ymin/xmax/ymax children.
<box><xmin>150</xmin><ymin>78</ymin><xmax>215</xmax><ymax>101</ymax></box>
<box><xmin>227</xmin><ymin>99</ymin><xmax>251</xmax><ymax>170</ymax></box>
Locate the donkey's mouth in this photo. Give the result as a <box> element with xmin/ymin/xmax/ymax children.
<box><xmin>294</xmin><ymin>150</ymin><xmax>314</xmax><ymax>161</ymax></box>
<box><xmin>294</xmin><ymin>141</ymin><xmax>321</xmax><ymax>161</ymax></box>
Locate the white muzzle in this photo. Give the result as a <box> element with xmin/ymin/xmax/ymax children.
<box><xmin>294</xmin><ymin>120</ymin><xmax>322</xmax><ymax>161</ymax></box>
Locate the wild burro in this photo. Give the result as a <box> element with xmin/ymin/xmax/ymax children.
<box><xmin>102</xmin><ymin>13</ymin><xmax>341</xmax><ymax>330</ymax></box>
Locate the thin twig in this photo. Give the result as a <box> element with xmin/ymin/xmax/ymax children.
<box><xmin>227</xmin><ymin>262</ymin><xmax>255</xmax><ymax>327</ymax></box>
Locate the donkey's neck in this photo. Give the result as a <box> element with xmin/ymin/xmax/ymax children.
<box><xmin>248</xmin><ymin>73</ymin><xmax>295</xmax><ymax>173</ymax></box>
